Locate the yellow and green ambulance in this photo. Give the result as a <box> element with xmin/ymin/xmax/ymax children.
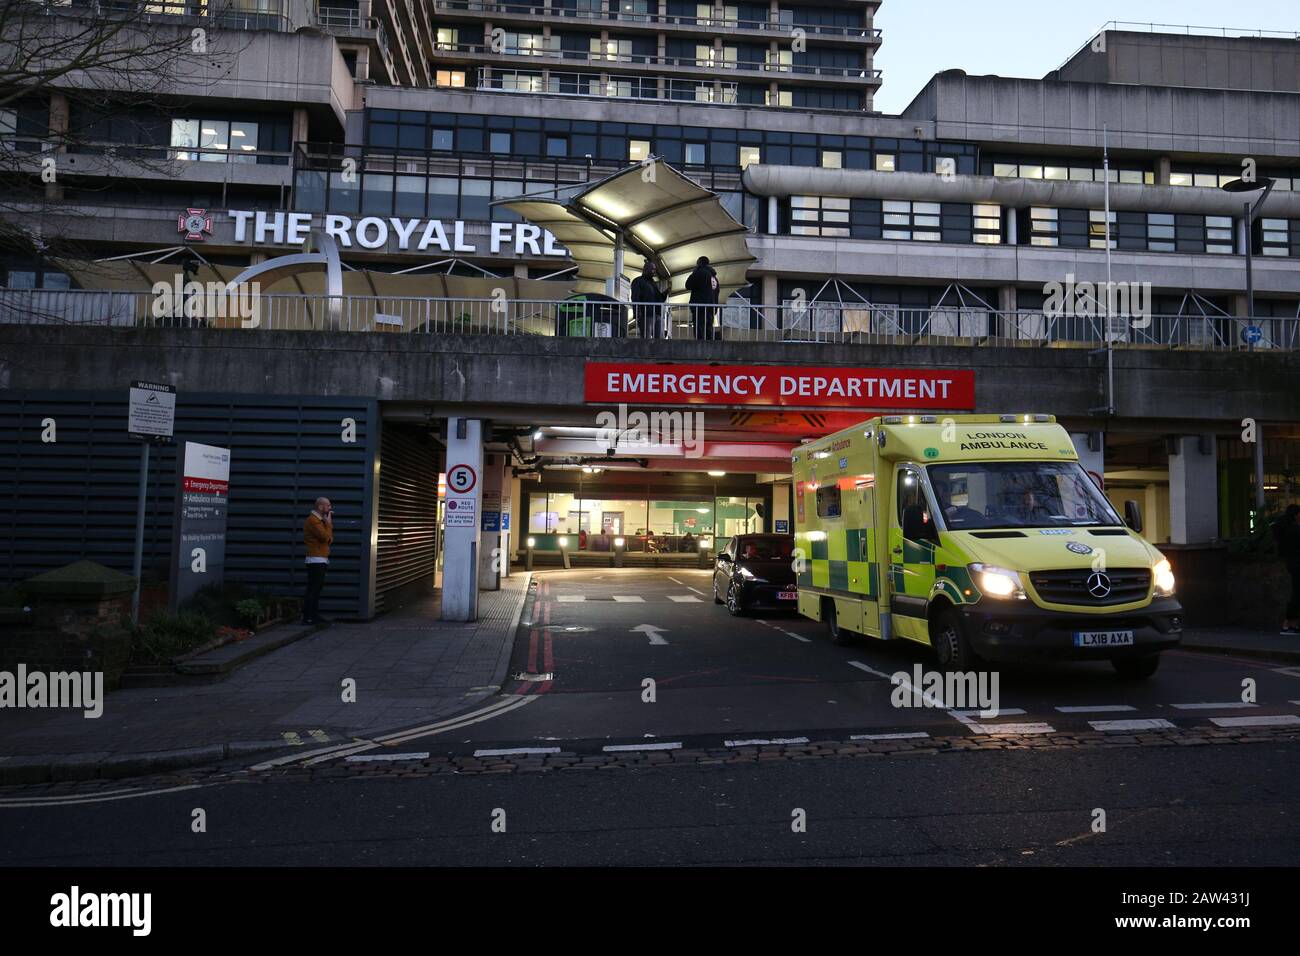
<box><xmin>791</xmin><ymin>414</ymin><xmax>1183</xmax><ymax>678</ymax></box>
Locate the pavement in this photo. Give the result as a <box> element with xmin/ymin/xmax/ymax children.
<box><xmin>1178</xmin><ymin>625</ymin><xmax>1300</xmax><ymax>663</ymax></box>
<box><xmin>0</xmin><ymin>573</ymin><xmax>530</xmax><ymax>783</ymax></box>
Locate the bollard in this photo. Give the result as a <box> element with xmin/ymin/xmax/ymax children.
<box><xmin>613</xmin><ymin>536</ymin><xmax>625</xmax><ymax>569</ymax></box>
<box><xmin>558</xmin><ymin>536</ymin><xmax>571</xmax><ymax>570</ymax></box>
<box><xmin>525</xmin><ymin>537</ymin><xmax>535</xmax><ymax>572</ymax></box>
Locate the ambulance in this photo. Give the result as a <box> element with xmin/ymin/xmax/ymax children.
<box><xmin>791</xmin><ymin>414</ymin><xmax>1184</xmax><ymax>678</ymax></box>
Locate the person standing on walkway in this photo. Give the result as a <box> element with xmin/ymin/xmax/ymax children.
<box><xmin>685</xmin><ymin>256</ymin><xmax>719</xmax><ymax>340</ymax></box>
<box><xmin>303</xmin><ymin>496</ymin><xmax>333</xmax><ymax>626</ymax></box>
<box><xmin>630</xmin><ymin>260</ymin><xmax>666</xmax><ymax>338</ymax></box>
<box><xmin>1276</xmin><ymin>504</ymin><xmax>1300</xmax><ymax>635</ymax></box>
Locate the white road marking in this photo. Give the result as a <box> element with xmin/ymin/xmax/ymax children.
<box><xmin>724</xmin><ymin>737</ymin><xmax>810</xmax><ymax>747</ymax></box>
<box><xmin>631</xmin><ymin>624</ymin><xmax>669</xmax><ymax>645</ymax></box>
<box><xmin>667</xmin><ymin>576</ymin><xmax>685</xmax><ymax>586</ymax></box>
<box><xmin>344</xmin><ymin>752</ymin><xmax>430</xmax><ymax>762</ymax></box>
<box><xmin>612</xmin><ymin>595</ymin><xmax>644</xmax><ymax>602</ymax></box>
<box><xmin>0</xmin><ymin>782</ymin><xmax>210</xmax><ymax>809</ymax></box>
<box><xmin>957</xmin><ymin>720</ymin><xmax>1057</xmax><ymax>735</ymax></box>
<box><xmin>1272</xmin><ymin>666</ymin><xmax>1300</xmax><ymax>677</ymax></box>
<box><xmin>557</xmin><ymin>595</ymin><xmax>586</xmax><ymax>603</ymax></box>
<box><xmin>850</xmin><ymin>732</ymin><xmax>931</xmax><ymax>741</ymax></box>
<box><xmin>951</xmin><ymin>708</ymin><xmax>1027</xmax><ymax>718</ymax></box>
<box><xmin>1172</xmin><ymin>701</ymin><xmax>1258</xmax><ymax>710</ymax></box>
<box><xmin>1056</xmin><ymin>704</ymin><xmax>1138</xmax><ymax>713</ymax></box>
<box><xmin>755</xmin><ymin>619</ymin><xmax>812</xmax><ymax>643</ymax></box>
<box><xmin>687</xmin><ymin>587</ymin><xmax>707</xmax><ymax>596</ymax></box>
<box><xmin>668</xmin><ymin>595</ymin><xmax>702</xmax><ymax>603</ymax></box>
<box><xmin>473</xmin><ymin>747</ymin><xmax>563</xmax><ymax>757</ymax></box>
<box><xmin>603</xmin><ymin>742</ymin><xmax>682</xmax><ymax>752</ymax></box>
<box><xmin>1208</xmin><ymin>714</ymin><xmax>1300</xmax><ymax>728</ymax></box>
<box><xmin>848</xmin><ymin>660</ymin><xmax>949</xmax><ymax>707</ymax></box>
<box><xmin>1089</xmin><ymin>718</ymin><xmax>1177</xmax><ymax>732</ymax></box>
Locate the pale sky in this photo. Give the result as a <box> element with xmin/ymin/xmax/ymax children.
<box><xmin>873</xmin><ymin>0</ymin><xmax>1300</xmax><ymax>114</ymax></box>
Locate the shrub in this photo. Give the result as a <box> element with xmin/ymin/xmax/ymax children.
<box><xmin>234</xmin><ymin>598</ymin><xmax>265</xmax><ymax>627</ymax></box>
<box><xmin>132</xmin><ymin>612</ymin><xmax>217</xmax><ymax>663</ymax></box>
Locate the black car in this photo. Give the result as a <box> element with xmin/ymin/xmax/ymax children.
<box><xmin>712</xmin><ymin>534</ymin><xmax>798</xmax><ymax>616</ymax></box>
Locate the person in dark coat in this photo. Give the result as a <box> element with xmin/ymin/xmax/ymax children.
<box><xmin>630</xmin><ymin>260</ymin><xmax>666</xmax><ymax>338</ymax></box>
<box><xmin>684</xmin><ymin>256</ymin><xmax>719</xmax><ymax>340</ymax></box>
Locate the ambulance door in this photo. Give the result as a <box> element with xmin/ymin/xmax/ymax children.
<box><xmin>844</xmin><ymin>475</ymin><xmax>880</xmax><ymax>638</ymax></box>
<box><xmin>888</xmin><ymin>464</ymin><xmax>938</xmax><ymax>644</ymax></box>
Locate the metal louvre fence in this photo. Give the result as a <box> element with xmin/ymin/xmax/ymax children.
<box><xmin>1</xmin><ymin>289</ymin><xmax>1297</xmax><ymax>351</ymax></box>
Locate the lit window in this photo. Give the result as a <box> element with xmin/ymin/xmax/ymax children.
<box><xmin>992</xmin><ymin>163</ymin><xmax>1016</xmax><ymax>177</ymax></box>
<box><xmin>436</xmin><ymin>28</ymin><xmax>458</xmax><ymax>50</ymax></box>
<box><xmin>1169</xmin><ymin>172</ymin><xmax>1193</xmax><ymax>187</ymax></box>
<box><xmin>739</xmin><ymin>146</ymin><xmax>761</xmax><ymax>169</ymax></box>
<box><xmin>821</xmin><ymin>150</ymin><xmax>842</xmax><ymax>169</ymax></box>
<box><xmin>629</xmin><ymin>139</ymin><xmax>650</xmax><ymax>162</ymax></box>
<box><xmin>874</xmin><ymin>153</ymin><xmax>895</xmax><ymax>172</ymax></box>
<box><xmin>436</xmin><ymin>70</ymin><xmax>466</xmax><ymax>87</ymax></box>
<box><xmin>1044</xmin><ymin>166</ymin><xmax>1067</xmax><ymax>180</ymax></box>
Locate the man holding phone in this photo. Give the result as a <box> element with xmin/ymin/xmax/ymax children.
<box><xmin>303</xmin><ymin>496</ymin><xmax>333</xmax><ymax>625</ymax></box>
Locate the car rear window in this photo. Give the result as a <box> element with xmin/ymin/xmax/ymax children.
<box><xmin>737</xmin><ymin>538</ymin><xmax>794</xmax><ymax>560</ymax></box>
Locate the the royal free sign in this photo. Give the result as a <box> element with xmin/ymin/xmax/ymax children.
<box><xmin>585</xmin><ymin>363</ymin><xmax>974</xmax><ymax>410</ymax></box>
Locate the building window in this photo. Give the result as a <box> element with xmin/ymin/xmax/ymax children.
<box><xmin>766</xmin><ymin>89</ymin><xmax>793</xmax><ymax>107</ymax></box>
<box><xmin>685</xmin><ymin>142</ymin><xmax>706</xmax><ymax>165</ymax></box>
<box><xmin>1147</xmin><ymin>213</ymin><xmax>1176</xmax><ymax>252</ymax></box>
<box><xmin>592</xmin><ymin>38</ymin><xmax>631</xmax><ymax>61</ymax></box>
<box><xmin>1260</xmin><ymin>218</ymin><xmax>1290</xmax><ymax>257</ymax></box>
<box><xmin>882</xmin><ymin>200</ymin><xmax>940</xmax><ymax>241</ymax></box>
<box><xmin>935</xmin><ymin>156</ymin><xmax>956</xmax><ymax>177</ymax></box>
<box><xmin>431</xmin><ymin>128</ymin><xmax>454</xmax><ymax>150</ymax></box>
<box><xmin>1169</xmin><ymin>172</ymin><xmax>1193</xmax><ymax>186</ymax></box>
<box><xmin>821</xmin><ymin>150</ymin><xmax>842</xmax><ymax>169</ymax></box>
<box><xmin>739</xmin><ymin>146</ymin><xmax>760</xmax><ymax>169</ymax></box>
<box><xmin>874</xmin><ymin>153</ymin><xmax>895</xmax><ymax>172</ymax></box>
<box><xmin>489</xmin><ymin>131</ymin><xmax>512</xmax><ymax>153</ymax></box>
<box><xmin>503</xmin><ymin>32</ymin><xmax>550</xmax><ymax>56</ymax></box>
<box><xmin>1088</xmin><ymin>209</ymin><xmax>1116</xmax><ymax>250</ymax></box>
<box><xmin>629</xmin><ymin>139</ymin><xmax>650</xmax><ymax>162</ymax></box>
<box><xmin>546</xmin><ymin>135</ymin><xmax>567</xmax><ymax>157</ymax></box>
<box><xmin>1206</xmin><ymin>215</ymin><xmax>1234</xmax><ymax>254</ymax></box>
<box><xmin>766</xmin><ymin>48</ymin><xmax>792</xmax><ymax>72</ymax></box>
<box><xmin>790</xmin><ymin>195</ymin><xmax>851</xmax><ymax>237</ymax></box>
<box><xmin>1029</xmin><ymin>206</ymin><xmax>1058</xmax><ymax>246</ymax></box>
<box><xmin>436</xmin><ymin>70</ymin><xmax>466</xmax><ymax>87</ymax></box>
<box><xmin>973</xmin><ymin>204</ymin><xmax>1001</xmax><ymax>244</ymax></box>
<box><xmin>436</xmin><ymin>28</ymin><xmax>458</xmax><ymax>50</ymax></box>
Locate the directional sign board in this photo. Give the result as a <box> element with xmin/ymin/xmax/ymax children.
<box><xmin>128</xmin><ymin>381</ymin><xmax>176</xmax><ymax>440</ymax></box>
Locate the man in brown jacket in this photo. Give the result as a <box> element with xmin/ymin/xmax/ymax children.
<box><xmin>303</xmin><ymin>497</ymin><xmax>333</xmax><ymax>625</ymax></box>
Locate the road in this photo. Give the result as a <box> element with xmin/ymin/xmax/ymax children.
<box><xmin>1</xmin><ymin>568</ymin><xmax>1298</xmax><ymax>871</ymax></box>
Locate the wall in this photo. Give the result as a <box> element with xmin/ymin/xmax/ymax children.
<box><xmin>0</xmin><ymin>391</ymin><xmax>379</xmax><ymax>618</ymax></box>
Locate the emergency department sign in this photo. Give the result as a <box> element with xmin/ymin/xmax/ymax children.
<box><xmin>585</xmin><ymin>363</ymin><xmax>974</xmax><ymax>410</ymax></box>
<box><xmin>170</xmin><ymin>442</ymin><xmax>230</xmax><ymax>610</ymax></box>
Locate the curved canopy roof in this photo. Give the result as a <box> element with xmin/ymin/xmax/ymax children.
<box><xmin>498</xmin><ymin>158</ymin><xmax>756</xmax><ymax>304</ymax></box>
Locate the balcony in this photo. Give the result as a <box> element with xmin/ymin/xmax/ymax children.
<box><xmin>436</xmin><ymin>43</ymin><xmax>879</xmax><ymax>83</ymax></box>
<box><xmin>3</xmin><ymin>290</ymin><xmax>1295</xmax><ymax>352</ymax></box>
<box><xmin>32</xmin><ymin>0</ymin><xmax>298</xmax><ymax>32</ymax></box>
<box><xmin>430</xmin><ymin>1</ymin><xmax>882</xmax><ymax>42</ymax></box>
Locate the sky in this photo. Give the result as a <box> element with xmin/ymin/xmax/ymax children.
<box><xmin>872</xmin><ymin>0</ymin><xmax>1300</xmax><ymax>114</ymax></box>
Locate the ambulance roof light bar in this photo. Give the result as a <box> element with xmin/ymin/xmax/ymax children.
<box><xmin>882</xmin><ymin>415</ymin><xmax>904</xmax><ymax>424</ymax></box>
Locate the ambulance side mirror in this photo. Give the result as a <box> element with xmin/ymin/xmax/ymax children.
<box><xmin>902</xmin><ymin>504</ymin><xmax>939</xmax><ymax>543</ymax></box>
<box><xmin>1124</xmin><ymin>500</ymin><xmax>1143</xmax><ymax>534</ymax></box>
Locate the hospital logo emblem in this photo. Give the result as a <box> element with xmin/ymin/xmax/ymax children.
<box><xmin>178</xmin><ymin>208</ymin><xmax>212</xmax><ymax>242</ymax></box>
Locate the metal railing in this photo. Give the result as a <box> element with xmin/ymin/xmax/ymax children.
<box><xmin>33</xmin><ymin>0</ymin><xmax>296</xmax><ymax>32</ymax></box>
<box><xmin>4</xmin><ymin>290</ymin><xmax>1296</xmax><ymax>352</ymax></box>
<box><xmin>316</xmin><ymin>4</ymin><xmax>364</xmax><ymax>28</ymax></box>
<box><xmin>440</xmin><ymin>42</ymin><xmax>876</xmax><ymax>78</ymax></box>
<box><xmin>430</xmin><ymin>1</ymin><xmax>882</xmax><ymax>39</ymax></box>
<box><xmin>481</xmin><ymin>70</ymin><xmax>742</xmax><ymax>103</ymax></box>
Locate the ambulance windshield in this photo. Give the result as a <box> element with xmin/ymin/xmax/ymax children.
<box><xmin>927</xmin><ymin>461</ymin><xmax>1122</xmax><ymax>530</ymax></box>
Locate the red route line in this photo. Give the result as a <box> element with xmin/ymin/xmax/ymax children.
<box><xmin>527</xmin><ymin>628</ymin><xmax>539</xmax><ymax>673</ymax></box>
<box><xmin>543</xmin><ymin>631</ymin><xmax>555</xmax><ymax>673</ymax></box>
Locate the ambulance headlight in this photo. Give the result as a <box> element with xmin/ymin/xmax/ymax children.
<box><xmin>968</xmin><ymin>563</ymin><xmax>1026</xmax><ymax>600</ymax></box>
<box><xmin>1153</xmin><ymin>559</ymin><xmax>1176</xmax><ymax>596</ymax></box>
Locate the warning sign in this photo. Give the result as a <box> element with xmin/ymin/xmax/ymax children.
<box><xmin>128</xmin><ymin>381</ymin><xmax>176</xmax><ymax>439</ymax></box>
<box><xmin>445</xmin><ymin>496</ymin><xmax>477</xmax><ymax>528</ymax></box>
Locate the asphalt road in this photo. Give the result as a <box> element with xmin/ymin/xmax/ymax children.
<box><xmin>451</xmin><ymin>568</ymin><xmax>1300</xmax><ymax>749</ymax></box>
<box><xmin>1</xmin><ymin>740</ymin><xmax>1295</xmax><ymax>867</ymax></box>
<box><xmin>1</xmin><ymin>568</ymin><xmax>1297</xmax><ymax>873</ymax></box>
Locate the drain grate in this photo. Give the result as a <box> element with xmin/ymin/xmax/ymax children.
<box><xmin>513</xmin><ymin>672</ymin><xmax>555</xmax><ymax>682</ymax></box>
<box><xmin>542</xmin><ymin>624</ymin><xmax>592</xmax><ymax>633</ymax></box>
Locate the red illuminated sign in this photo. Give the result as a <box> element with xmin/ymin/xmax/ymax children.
<box><xmin>585</xmin><ymin>363</ymin><xmax>974</xmax><ymax>410</ymax></box>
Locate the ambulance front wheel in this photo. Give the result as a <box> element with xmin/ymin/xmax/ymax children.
<box><xmin>823</xmin><ymin>598</ymin><xmax>851</xmax><ymax>646</ymax></box>
<box><xmin>933</xmin><ymin>607</ymin><xmax>981</xmax><ymax>671</ymax></box>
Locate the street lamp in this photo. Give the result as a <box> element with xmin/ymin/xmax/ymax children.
<box><xmin>1222</xmin><ymin>176</ymin><xmax>1276</xmax><ymax>519</ymax></box>
<box><xmin>1221</xmin><ymin>176</ymin><xmax>1276</xmax><ymax>340</ymax></box>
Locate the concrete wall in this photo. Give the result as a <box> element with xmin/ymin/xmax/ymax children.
<box><xmin>4</xmin><ymin>327</ymin><xmax>1300</xmax><ymax>426</ymax></box>
<box><xmin>901</xmin><ymin>72</ymin><xmax>1300</xmax><ymax>161</ymax></box>
<box><xmin>1054</xmin><ymin>31</ymin><xmax>1300</xmax><ymax>94</ymax></box>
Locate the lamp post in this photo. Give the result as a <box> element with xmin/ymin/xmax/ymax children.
<box><xmin>1221</xmin><ymin>176</ymin><xmax>1276</xmax><ymax>518</ymax></box>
